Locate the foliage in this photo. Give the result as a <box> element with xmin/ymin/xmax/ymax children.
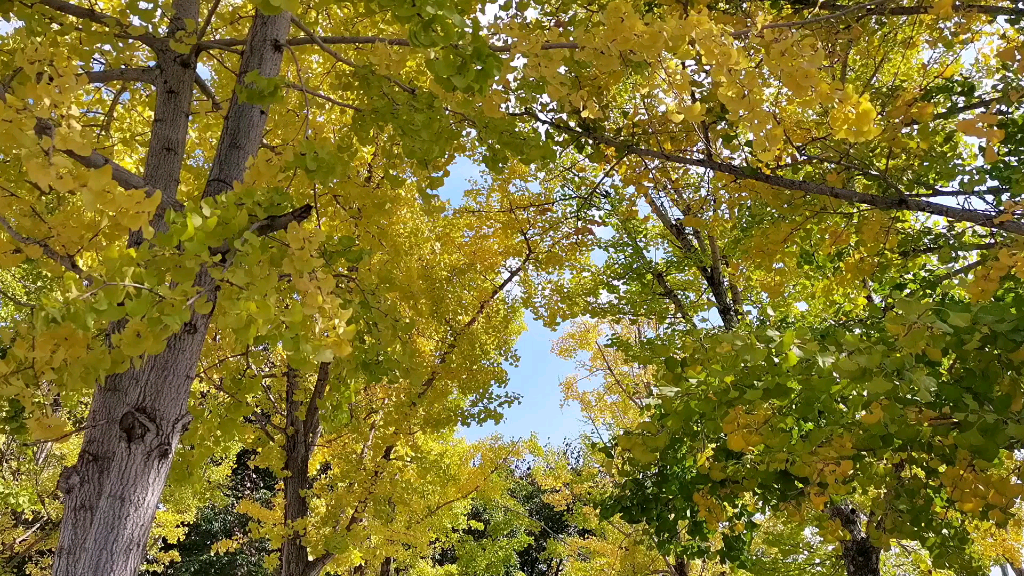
<box><xmin>1</xmin><ymin>0</ymin><xmax>1023</xmax><ymax>573</ymax></box>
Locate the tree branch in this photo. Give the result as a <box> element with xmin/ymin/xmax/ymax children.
<box><xmin>84</xmin><ymin>67</ymin><xmax>158</xmax><ymax>84</ymax></box>
<box><xmin>874</xmin><ymin>2</ymin><xmax>1023</xmax><ymax>17</ymax></box>
<box><xmin>210</xmin><ymin>204</ymin><xmax>314</xmax><ymax>258</ymax></box>
<box><xmin>521</xmin><ymin>112</ymin><xmax>1024</xmax><ymax>236</ymax></box>
<box><xmin>26</xmin><ymin>0</ymin><xmax>164</xmax><ymax>47</ymax></box>
<box><xmin>303</xmin><ymin>361</ymin><xmax>331</xmax><ymax>446</ymax></box>
<box><xmin>199</xmin><ymin>35</ymin><xmax>581</xmax><ymax>53</ymax></box>
<box><xmin>0</xmin><ymin>284</ymin><xmax>36</xmax><ymax>308</ymax></box>
<box><xmin>33</xmin><ymin>118</ymin><xmax>184</xmax><ymax>213</ymax></box>
<box><xmin>417</xmin><ymin>245</ymin><xmax>532</xmax><ymax>399</ymax></box>
<box><xmin>288</xmin><ymin>16</ymin><xmax>417</xmax><ymax>95</ymax></box>
<box><xmin>194</xmin><ymin>73</ymin><xmax>223</xmax><ymax>111</ymax></box>
<box><xmin>283</xmin><ymin>81</ymin><xmax>361</xmax><ymax>112</ymax></box>
<box><xmin>0</xmin><ymin>215</ymin><xmax>94</xmax><ymax>283</ymax></box>
<box><xmin>731</xmin><ymin>0</ymin><xmax>886</xmax><ymax>37</ymax></box>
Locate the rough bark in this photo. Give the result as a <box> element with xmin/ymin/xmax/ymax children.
<box><xmin>51</xmin><ymin>8</ymin><xmax>291</xmax><ymax>576</ymax></box>
<box><xmin>828</xmin><ymin>504</ymin><xmax>881</xmax><ymax>576</ymax></box>
<box><xmin>281</xmin><ymin>368</ymin><xmax>314</xmax><ymax>576</ymax></box>
<box><xmin>52</xmin><ymin>0</ymin><xmax>200</xmax><ymax>571</ymax></box>
<box><xmin>281</xmin><ymin>363</ymin><xmax>332</xmax><ymax>576</ymax></box>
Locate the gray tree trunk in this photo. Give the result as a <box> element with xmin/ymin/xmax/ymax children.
<box><xmin>51</xmin><ymin>8</ymin><xmax>290</xmax><ymax>576</ymax></box>
<box><xmin>828</xmin><ymin>504</ymin><xmax>881</xmax><ymax>576</ymax></box>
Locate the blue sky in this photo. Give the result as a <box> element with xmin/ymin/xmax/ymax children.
<box><xmin>437</xmin><ymin>158</ymin><xmax>588</xmax><ymax>444</ymax></box>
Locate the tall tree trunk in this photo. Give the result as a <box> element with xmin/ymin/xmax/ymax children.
<box><xmin>51</xmin><ymin>9</ymin><xmax>290</xmax><ymax>576</ymax></box>
<box><xmin>281</xmin><ymin>368</ymin><xmax>314</xmax><ymax>576</ymax></box>
<box><xmin>281</xmin><ymin>363</ymin><xmax>332</xmax><ymax>576</ymax></box>
<box><xmin>829</xmin><ymin>504</ymin><xmax>881</xmax><ymax>576</ymax></box>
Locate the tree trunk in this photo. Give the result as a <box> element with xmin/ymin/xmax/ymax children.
<box><xmin>51</xmin><ymin>9</ymin><xmax>290</xmax><ymax>576</ymax></box>
<box><xmin>281</xmin><ymin>368</ymin><xmax>314</xmax><ymax>576</ymax></box>
<box><xmin>828</xmin><ymin>504</ymin><xmax>881</xmax><ymax>576</ymax></box>
<box><xmin>379</xmin><ymin>557</ymin><xmax>394</xmax><ymax>576</ymax></box>
<box><xmin>281</xmin><ymin>363</ymin><xmax>332</xmax><ymax>576</ymax></box>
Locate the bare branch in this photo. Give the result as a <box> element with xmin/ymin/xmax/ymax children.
<box><xmin>870</xmin><ymin>2</ymin><xmax>1023</xmax><ymax>17</ymax></box>
<box><xmin>199</xmin><ymin>34</ymin><xmax>581</xmax><ymax>54</ymax></box>
<box><xmin>84</xmin><ymin>67</ymin><xmax>158</xmax><ymax>84</ymax></box>
<box><xmin>209</xmin><ymin>204</ymin><xmax>314</xmax><ymax>258</ymax></box>
<box><xmin>288</xmin><ymin>16</ymin><xmax>417</xmax><ymax>95</ymax></box>
<box><xmin>731</xmin><ymin>0</ymin><xmax>886</xmax><ymax>37</ymax></box>
<box><xmin>283</xmin><ymin>81</ymin><xmax>361</xmax><ymax>112</ymax></box>
<box><xmin>26</xmin><ymin>0</ymin><xmax>164</xmax><ymax>47</ymax></box>
<box><xmin>22</xmin><ymin>420</ymin><xmax>108</xmax><ymax>446</ymax></box>
<box><xmin>193</xmin><ymin>73</ymin><xmax>223</xmax><ymax>111</ymax></box>
<box><xmin>931</xmin><ymin>97</ymin><xmax>1001</xmax><ymax>122</ymax></box>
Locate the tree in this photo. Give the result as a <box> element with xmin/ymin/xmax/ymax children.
<box><xmin>0</xmin><ymin>0</ymin><xmax>558</xmax><ymax>572</ymax></box>
<box><xmin>483</xmin><ymin>1</ymin><xmax>1023</xmax><ymax>573</ymax></box>
<box><xmin>2</xmin><ymin>0</ymin><xmax>1024</xmax><ymax>574</ymax></box>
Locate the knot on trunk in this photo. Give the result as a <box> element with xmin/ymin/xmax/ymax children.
<box><xmin>57</xmin><ymin>465</ymin><xmax>79</xmax><ymax>495</ymax></box>
<box><xmin>828</xmin><ymin>503</ymin><xmax>881</xmax><ymax>576</ymax></box>
<box><xmin>119</xmin><ymin>409</ymin><xmax>156</xmax><ymax>444</ymax></box>
<box><xmin>828</xmin><ymin>503</ymin><xmax>865</xmax><ymax>538</ymax></box>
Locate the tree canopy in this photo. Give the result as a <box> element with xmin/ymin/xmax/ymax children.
<box><xmin>0</xmin><ymin>0</ymin><xmax>1023</xmax><ymax>574</ymax></box>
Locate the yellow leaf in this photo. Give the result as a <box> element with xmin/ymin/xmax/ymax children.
<box><xmin>26</xmin><ymin>159</ymin><xmax>53</xmax><ymax>188</ymax></box>
<box><xmin>726</xmin><ymin>432</ymin><xmax>746</xmax><ymax>451</ymax></box>
<box><xmin>809</xmin><ymin>490</ymin><xmax>828</xmax><ymax>510</ymax></box>
<box><xmin>996</xmin><ymin>45</ymin><xmax>1018</xmax><ymax>63</ymax></box>
<box><xmin>861</xmin><ymin>402</ymin><xmax>884</xmax><ymax>424</ymax></box>
<box><xmin>1008</xmin><ymin>345</ymin><xmax>1024</xmax><ymax>363</ymax></box>
<box><xmin>929</xmin><ymin>0</ymin><xmax>954</xmax><ymax>17</ymax></box>
<box><xmin>27</xmin><ymin>414</ymin><xmax>70</xmax><ymax>442</ymax></box>
<box><xmin>985</xmin><ymin>145</ymin><xmax>1000</xmax><ymax>163</ymax></box>
<box><xmin>21</xmin><ymin>243</ymin><xmax>44</xmax><ymax>260</ymax></box>
<box><xmin>87</xmin><ymin>164</ymin><xmax>114</xmax><ymax>192</ymax></box>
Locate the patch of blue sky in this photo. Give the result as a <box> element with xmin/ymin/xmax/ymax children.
<box><xmin>438</xmin><ymin>158</ymin><xmax>590</xmax><ymax>443</ymax></box>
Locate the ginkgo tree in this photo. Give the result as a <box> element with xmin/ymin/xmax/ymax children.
<box><xmin>472</xmin><ymin>0</ymin><xmax>1024</xmax><ymax>574</ymax></box>
<box><xmin>519</xmin><ymin>6</ymin><xmax>1023</xmax><ymax>576</ymax></box>
<box><xmin>2</xmin><ymin>0</ymin><xmax>1024</xmax><ymax>574</ymax></box>
<box><xmin>178</xmin><ymin>157</ymin><xmax>595</xmax><ymax>576</ymax></box>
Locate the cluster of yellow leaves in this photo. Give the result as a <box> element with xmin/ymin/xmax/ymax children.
<box><xmin>722</xmin><ymin>406</ymin><xmax>770</xmax><ymax>452</ymax></box>
<box><xmin>937</xmin><ymin>455</ymin><xmax>1024</xmax><ymax>520</ymax></box>
<box><xmin>828</xmin><ymin>89</ymin><xmax>884</xmax><ymax>142</ymax></box>
<box><xmin>956</xmin><ymin>112</ymin><xmax>1006</xmax><ymax>163</ymax></box>
<box><xmin>967</xmin><ymin>244</ymin><xmax>1024</xmax><ymax>301</ymax></box>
